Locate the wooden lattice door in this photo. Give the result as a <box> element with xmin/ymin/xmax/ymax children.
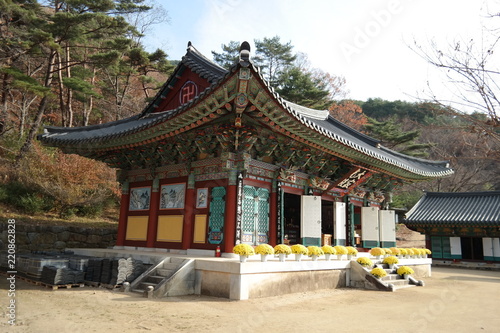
<box><xmin>241</xmin><ymin>185</ymin><xmax>270</xmax><ymax>245</ymax></box>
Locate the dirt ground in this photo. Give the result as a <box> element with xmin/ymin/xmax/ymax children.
<box><xmin>1</xmin><ymin>266</ymin><xmax>499</xmax><ymax>333</ymax></box>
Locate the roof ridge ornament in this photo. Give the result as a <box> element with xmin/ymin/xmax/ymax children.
<box><xmin>239</xmin><ymin>41</ymin><xmax>251</xmax><ymax>67</ymax></box>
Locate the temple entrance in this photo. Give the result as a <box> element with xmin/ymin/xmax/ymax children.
<box><xmin>461</xmin><ymin>237</ymin><xmax>484</xmax><ymax>260</ymax></box>
<box><xmin>321</xmin><ymin>200</ymin><xmax>334</xmax><ymax>245</ymax></box>
<box><xmin>241</xmin><ymin>185</ymin><xmax>270</xmax><ymax>245</ymax></box>
<box><xmin>283</xmin><ymin>193</ymin><xmax>301</xmax><ymax>244</ymax></box>
<box><xmin>321</xmin><ymin>200</ymin><xmax>334</xmax><ymax>234</ymax></box>
<box><xmin>282</xmin><ymin>193</ymin><xmax>323</xmax><ymax>246</ymax></box>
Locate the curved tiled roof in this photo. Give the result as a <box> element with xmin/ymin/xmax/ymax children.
<box><xmin>182</xmin><ymin>42</ymin><xmax>227</xmax><ymax>82</ymax></box>
<box><xmin>404</xmin><ymin>191</ymin><xmax>500</xmax><ymax>226</ymax></box>
<box><xmin>38</xmin><ymin>41</ymin><xmax>453</xmax><ymax>179</ymax></box>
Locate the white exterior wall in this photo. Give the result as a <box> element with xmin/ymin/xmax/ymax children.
<box><xmin>450</xmin><ymin>237</ymin><xmax>462</xmax><ymax>257</ymax></box>
<box><xmin>493</xmin><ymin>238</ymin><xmax>500</xmax><ymax>261</ymax></box>
<box><xmin>483</xmin><ymin>238</ymin><xmax>493</xmax><ymax>259</ymax></box>
<box><xmin>333</xmin><ymin>202</ymin><xmax>346</xmax><ymax>245</ymax></box>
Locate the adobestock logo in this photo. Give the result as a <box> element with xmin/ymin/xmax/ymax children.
<box><xmin>340</xmin><ymin>0</ymin><xmax>403</xmax><ymax>64</ymax></box>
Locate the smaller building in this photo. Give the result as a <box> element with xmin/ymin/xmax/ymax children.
<box><xmin>404</xmin><ymin>191</ymin><xmax>500</xmax><ymax>262</ymax></box>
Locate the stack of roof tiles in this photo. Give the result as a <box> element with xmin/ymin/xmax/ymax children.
<box><xmin>41</xmin><ymin>266</ymin><xmax>85</xmax><ymax>285</ymax></box>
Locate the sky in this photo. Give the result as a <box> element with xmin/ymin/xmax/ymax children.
<box><xmin>142</xmin><ymin>0</ymin><xmax>494</xmax><ymax>103</ymax></box>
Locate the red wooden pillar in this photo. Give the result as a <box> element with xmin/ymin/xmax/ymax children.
<box><xmin>182</xmin><ymin>186</ymin><xmax>195</xmax><ymax>250</ymax></box>
<box><xmin>146</xmin><ymin>179</ymin><xmax>160</xmax><ymax>248</ymax></box>
<box><xmin>223</xmin><ymin>184</ymin><xmax>237</xmax><ymax>253</ymax></box>
<box><xmin>116</xmin><ymin>186</ymin><xmax>129</xmax><ymax>246</ymax></box>
<box><xmin>269</xmin><ymin>188</ymin><xmax>277</xmax><ymax>246</ymax></box>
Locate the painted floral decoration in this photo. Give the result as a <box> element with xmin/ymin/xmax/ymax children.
<box><xmin>255</xmin><ymin>244</ymin><xmax>274</xmax><ymax>255</ymax></box>
<box><xmin>334</xmin><ymin>245</ymin><xmax>348</xmax><ymax>255</ymax></box>
<box><xmin>369</xmin><ymin>247</ymin><xmax>385</xmax><ymax>256</ymax></box>
<box><xmin>357</xmin><ymin>257</ymin><xmax>373</xmax><ymax>267</ymax></box>
<box><xmin>382</xmin><ymin>256</ymin><xmax>399</xmax><ymax>265</ymax></box>
<box><xmin>291</xmin><ymin>244</ymin><xmax>308</xmax><ymax>255</ymax></box>
<box><xmin>307</xmin><ymin>246</ymin><xmax>324</xmax><ymax>257</ymax></box>
<box><xmin>397</xmin><ymin>266</ymin><xmax>415</xmax><ymax>276</ymax></box>
<box><xmin>322</xmin><ymin>245</ymin><xmax>337</xmax><ymax>255</ymax></box>
<box><xmin>370</xmin><ymin>267</ymin><xmax>388</xmax><ymax>278</ymax></box>
<box><xmin>346</xmin><ymin>246</ymin><xmax>358</xmax><ymax>256</ymax></box>
<box><xmin>274</xmin><ymin>244</ymin><xmax>292</xmax><ymax>255</ymax></box>
<box><xmin>233</xmin><ymin>243</ymin><xmax>255</xmax><ymax>256</ymax></box>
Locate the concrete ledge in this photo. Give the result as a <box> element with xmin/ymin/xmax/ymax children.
<box><xmin>187</xmin><ymin>249</ymin><xmax>215</xmax><ymax>257</ymax></box>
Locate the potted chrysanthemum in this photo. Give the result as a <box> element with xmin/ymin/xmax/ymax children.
<box><xmin>383</xmin><ymin>248</ymin><xmax>392</xmax><ymax>257</ymax></box>
<box><xmin>390</xmin><ymin>247</ymin><xmax>401</xmax><ymax>258</ymax></box>
<box><xmin>357</xmin><ymin>257</ymin><xmax>373</xmax><ymax>268</ymax></box>
<box><xmin>369</xmin><ymin>247</ymin><xmax>385</xmax><ymax>259</ymax></box>
<box><xmin>322</xmin><ymin>245</ymin><xmax>336</xmax><ymax>261</ymax></box>
<box><xmin>406</xmin><ymin>248</ymin><xmax>415</xmax><ymax>258</ymax></box>
<box><xmin>255</xmin><ymin>244</ymin><xmax>274</xmax><ymax>262</ymax></box>
<box><xmin>346</xmin><ymin>246</ymin><xmax>358</xmax><ymax>260</ymax></box>
<box><xmin>334</xmin><ymin>245</ymin><xmax>348</xmax><ymax>260</ymax></box>
<box><xmin>291</xmin><ymin>244</ymin><xmax>308</xmax><ymax>261</ymax></box>
<box><xmin>233</xmin><ymin>243</ymin><xmax>255</xmax><ymax>263</ymax></box>
<box><xmin>382</xmin><ymin>255</ymin><xmax>399</xmax><ymax>269</ymax></box>
<box><xmin>423</xmin><ymin>248</ymin><xmax>431</xmax><ymax>258</ymax></box>
<box><xmin>399</xmin><ymin>248</ymin><xmax>408</xmax><ymax>258</ymax></box>
<box><xmin>274</xmin><ymin>244</ymin><xmax>292</xmax><ymax>262</ymax></box>
<box><xmin>397</xmin><ymin>265</ymin><xmax>415</xmax><ymax>279</ymax></box>
<box><xmin>307</xmin><ymin>246</ymin><xmax>324</xmax><ymax>261</ymax></box>
<box><xmin>370</xmin><ymin>267</ymin><xmax>387</xmax><ymax>279</ymax></box>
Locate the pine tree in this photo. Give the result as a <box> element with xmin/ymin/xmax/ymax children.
<box><xmin>364</xmin><ymin>116</ymin><xmax>433</xmax><ymax>157</ymax></box>
<box><xmin>211</xmin><ymin>41</ymin><xmax>240</xmax><ymax>69</ymax></box>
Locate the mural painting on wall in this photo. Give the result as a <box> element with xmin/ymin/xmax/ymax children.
<box><xmin>196</xmin><ymin>188</ymin><xmax>208</xmax><ymax>208</ymax></box>
<box><xmin>160</xmin><ymin>184</ymin><xmax>186</xmax><ymax>209</ymax></box>
<box><xmin>129</xmin><ymin>187</ymin><xmax>151</xmax><ymax>211</ymax></box>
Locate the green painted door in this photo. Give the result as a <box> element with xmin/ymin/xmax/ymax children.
<box><xmin>431</xmin><ymin>236</ymin><xmax>452</xmax><ymax>259</ymax></box>
<box><xmin>208</xmin><ymin>187</ymin><xmax>225</xmax><ymax>244</ymax></box>
<box><xmin>241</xmin><ymin>185</ymin><xmax>269</xmax><ymax>245</ymax></box>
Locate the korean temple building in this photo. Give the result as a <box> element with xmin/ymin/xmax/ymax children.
<box><xmin>38</xmin><ymin>42</ymin><xmax>454</xmax><ymax>254</ymax></box>
<box><xmin>405</xmin><ymin>191</ymin><xmax>500</xmax><ymax>262</ymax></box>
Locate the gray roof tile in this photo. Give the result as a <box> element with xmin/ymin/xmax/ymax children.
<box><xmin>404</xmin><ymin>191</ymin><xmax>500</xmax><ymax>226</ymax></box>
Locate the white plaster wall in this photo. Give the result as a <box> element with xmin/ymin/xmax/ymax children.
<box><xmin>450</xmin><ymin>237</ymin><xmax>461</xmax><ymax>256</ymax></box>
<box><xmin>483</xmin><ymin>238</ymin><xmax>493</xmax><ymax>258</ymax></box>
<box><xmin>492</xmin><ymin>238</ymin><xmax>500</xmax><ymax>259</ymax></box>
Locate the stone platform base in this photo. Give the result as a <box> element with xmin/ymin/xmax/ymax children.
<box><xmin>69</xmin><ymin>248</ymin><xmax>431</xmax><ymax>300</ymax></box>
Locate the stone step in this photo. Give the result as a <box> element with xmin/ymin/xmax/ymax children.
<box><xmin>162</xmin><ymin>262</ymin><xmax>180</xmax><ymax>270</ymax></box>
<box><xmin>157</xmin><ymin>268</ymin><xmax>175</xmax><ymax>277</ymax></box>
<box><xmin>387</xmin><ymin>279</ymin><xmax>411</xmax><ymax>286</ymax></box>
<box><xmin>391</xmin><ymin>284</ymin><xmax>417</xmax><ymax>290</ymax></box>
<box><xmin>170</xmin><ymin>257</ymin><xmax>185</xmax><ymax>265</ymax></box>
<box><xmin>145</xmin><ymin>275</ymin><xmax>165</xmax><ymax>283</ymax></box>
<box><xmin>382</xmin><ymin>274</ymin><xmax>401</xmax><ymax>281</ymax></box>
